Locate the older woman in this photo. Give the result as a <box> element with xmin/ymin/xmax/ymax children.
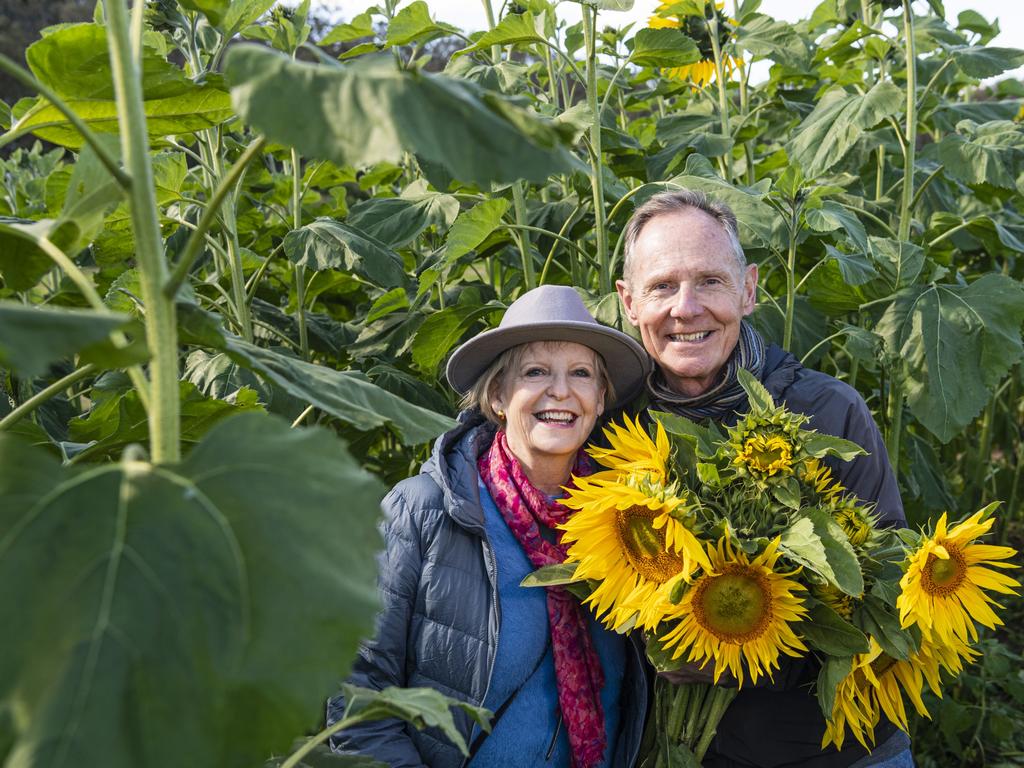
<box><xmin>328</xmin><ymin>285</ymin><xmax>651</xmax><ymax>767</ymax></box>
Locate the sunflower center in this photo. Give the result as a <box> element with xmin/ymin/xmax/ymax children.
<box><xmin>691</xmin><ymin>565</ymin><xmax>772</xmax><ymax>643</ymax></box>
<box><xmin>739</xmin><ymin>435</ymin><xmax>793</xmax><ymax>476</ymax></box>
<box><xmin>615</xmin><ymin>505</ymin><xmax>686</xmax><ymax>584</ymax></box>
<box><xmin>922</xmin><ymin>545</ymin><xmax>968</xmax><ymax>595</ymax></box>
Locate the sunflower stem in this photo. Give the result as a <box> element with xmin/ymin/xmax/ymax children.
<box><xmin>666</xmin><ymin>683</ymin><xmax>691</xmax><ymax>742</ymax></box>
<box><xmin>682</xmin><ymin>682</ymin><xmax>708</xmax><ymax>744</ymax></box>
<box><xmin>694</xmin><ymin>687</ymin><xmax>738</xmax><ymax>761</ymax></box>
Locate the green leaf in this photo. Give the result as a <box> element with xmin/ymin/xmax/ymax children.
<box><xmin>629</xmin><ymin>28</ymin><xmax>700</xmax><ymax>69</ymax></box>
<box><xmin>520</xmin><ymin>562</ymin><xmax>581</xmax><ymax>588</ymax></box>
<box><xmin>737</xmin><ymin>367</ymin><xmax>774</xmax><ymax>411</ymax></box>
<box><xmin>179</xmin><ymin>0</ymin><xmax>232</xmax><ymax>25</ymax></box>
<box><xmin>347</xmin><ymin>188</ymin><xmax>459</xmax><ymax>249</ymax></box>
<box><xmin>59</xmin><ymin>137</ymin><xmax>124</xmax><ymax>248</ymax></box>
<box><xmin>13</xmin><ymin>87</ymin><xmax>233</xmax><ymax>149</ymax></box>
<box><xmin>867</xmin><ymin>237</ymin><xmax>924</xmax><ymax>292</ymax></box>
<box><xmin>385</xmin><ymin>1</ymin><xmax>459</xmax><ymax>47</ymax></box>
<box><xmin>817</xmin><ymin>656</ymin><xmax>853</xmax><ymax>719</ymax></box>
<box><xmin>441</xmin><ymin>198</ymin><xmax>511</xmax><ymax>265</ymax></box>
<box><xmin>772</xmin><ymin>477</ymin><xmax>801</xmax><ymax>510</ymax></box>
<box><xmin>854</xmin><ymin>594</ymin><xmax>917</xmax><ymax>661</ymax></box>
<box><xmin>931</xmin><ymin>120</ymin><xmax>1024</xmax><ymax>190</ymax></box>
<box><xmin>787</xmin><ymin>82</ymin><xmax>904</xmax><ymax>178</ymax></box>
<box><xmin>365</xmin><ymin>288</ymin><xmax>410</xmax><ymax>323</ymax></box>
<box><xmin>226</xmin><ymin>46</ymin><xmax>573</xmax><ymax>186</ymax></box>
<box><xmin>0</xmin><ymin>216</ymin><xmax>79</xmax><ymax>292</ymax></box>
<box><xmin>68</xmin><ymin>381</ymin><xmax>261</xmax><ymax>459</ymax></box>
<box><xmin>651</xmin><ymin>410</ymin><xmax>719</xmax><ymax>458</ymax></box>
<box><xmin>223</xmin><ymin>0</ymin><xmax>277</xmax><ymax>36</ymax></box>
<box><xmin>224</xmin><ymin>338</ymin><xmax>456</xmax><ymax>444</ymax></box>
<box><xmin>319</xmin><ymin>11</ymin><xmax>376</xmax><ymax>45</ymax></box>
<box><xmin>804</xmin><ymin>201</ymin><xmax>867</xmax><ymax>253</ymax></box>
<box><xmin>0</xmin><ymin>413</ymin><xmax>385</xmax><ymax>768</ymax></box>
<box><xmin>944</xmin><ymin>46</ymin><xmax>1024</xmax><ymax>79</ymax></box>
<box><xmin>780</xmin><ymin>510</ymin><xmax>863</xmax><ymax>595</ymax></box>
<box><xmin>800</xmin><ymin>601</ymin><xmax>870</xmax><ymax>656</ymax></box>
<box><xmin>410</xmin><ymin>303</ymin><xmax>501</xmax><ymax>374</ymax></box>
<box><xmin>875</xmin><ymin>274</ymin><xmax>1024</xmax><ymax>442</ymax></box>
<box><xmin>801</xmin><ymin>432</ymin><xmax>867</xmax><ymax>461</ymax></box>
<box><xmin>0</xmin><ymin>303</ymin><xmax>133</xmax><ymax>377</ymax></box>
<box><xmin>590</xmin><ymin>0</ymin><xmax>636</xmax><ymax>10</ymax></box>
<box><xmin>343</xmin><ymin>685</ymin><xmax>492</xmax><ymax>754</ymax></box>
<box><xmin>456</xmin><ymin>8</ymin><xmax>545</xmax><ymax>55</ymax></box>
<box><xmin>283</xmin><ymin>218</ymin><xmax>406</xmax><ymax>288</ymax></box>
<box><xmin>734</xmin><ymin>14</ymin><xmax>808</xmax><ymax>68</ymax></box>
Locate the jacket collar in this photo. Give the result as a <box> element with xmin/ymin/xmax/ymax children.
<box><xmin>422</xmin><ymin>409</ymin><xmax>496</xmax><ymax>532</ymax></box>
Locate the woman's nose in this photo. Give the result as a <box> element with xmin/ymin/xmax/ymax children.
<box><xmin>547</xmin><ymin>373</ymin><xmax>570</xmax><ymax>398</ymax></box>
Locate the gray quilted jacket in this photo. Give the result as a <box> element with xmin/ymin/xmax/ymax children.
<box><xmin>327</xmin><ymin>410</ymin><xmax>649</xmax><ymax>767</ymax></box>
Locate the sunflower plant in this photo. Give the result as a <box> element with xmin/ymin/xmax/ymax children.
<box><xmin>525</xmin><ymin>370</ymin><xmax>1020</xmax><ymax>765</ymax></box>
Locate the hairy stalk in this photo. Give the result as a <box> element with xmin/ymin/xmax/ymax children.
<box><xmin>104</xmin><ymin>0</ymin><xmax>180</xmax><ymax>463</ymax></box>
<box><xmin>165</xmin><ymin>136</ymin><xmax>266</xmax><ymax>297</ymax></box>
<box><xmin>694</xmin><ymin>688</ymin><xmax>737</xmax><ymax>761</ymax></box>
<box><xmin>707</xmin><ymin>9</ymin><xmax>732</xmax><ymax>182</ymax></box>
<box><xmin>480</xmin><ymin>0</ymin><xmax>501</xmax><ymax>64</ymax></box>
<box><xmin>511</xmin><ymin>182</ymin><xmax>536</xmax><ymax>291</ymax></box>
<box><xmin>897</xmin><ymin>1</ymin><xmax>917</xmax><ymax>241</ymax></box>
<box><xmin>0</xmin><ymin>363</ymin><xmax>96</xmax><ymax>431</ymax></box>
<box><xmin>582</xmin><ymin>4</ymin><xmax>610</xmax><ymax>295</ymax></box>
<box><xmin>208</xmin><ymin>132</ymin><xmax>253</xmax><ymax>341</ymax></box>
<box><xmin>291</xmin><ymin>148</ymin><xmax>309</xmax><ymax>359</ymax></box>
<box><xmin>783</xmin><ymin>205</ymin><xmax>799</xmax><ymax>351</ymax></box>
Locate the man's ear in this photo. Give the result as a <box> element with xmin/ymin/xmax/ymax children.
<box><xmin>616</xmin><ymin>278</ymin><xmax>640</xmax><ymax>326</ymax></box>
<box><xmin>741</xmin><ymin>263</ymin><xmax>758</xmax><ymax>316</ymax></box>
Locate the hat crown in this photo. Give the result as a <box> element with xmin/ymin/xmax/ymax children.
<box><xmin>500</xmin><ymin>285</ymin><xmax>595</xmax><ymax>328</ymax></box>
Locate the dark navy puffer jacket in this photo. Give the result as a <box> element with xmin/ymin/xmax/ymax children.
<box><xmin>326</xmin><ymin>411</ymin><xmax>649</xmax><ymax>768</ymax></box>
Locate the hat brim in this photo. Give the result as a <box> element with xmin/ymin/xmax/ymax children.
<box><xmin>445</xmin><ymin>320</ymin><xmax>651</xmax><ymax>409</ymax></box>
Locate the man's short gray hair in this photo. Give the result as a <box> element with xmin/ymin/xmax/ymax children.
<box><xmin>621</xmin><ymin>189</ymin><xmax>746</xmax><ymax>282</ymax></box>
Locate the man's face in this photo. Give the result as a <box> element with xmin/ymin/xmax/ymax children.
<box><xmin>616</xmin><ymin>208</ymin><xmax>757</xmax><ymax>397</ymax></box>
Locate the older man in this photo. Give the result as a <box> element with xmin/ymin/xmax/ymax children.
<box><xmin>616</xmin><ymin>190</ymin><xmax>911</xmax><ymax>768</ymax></box>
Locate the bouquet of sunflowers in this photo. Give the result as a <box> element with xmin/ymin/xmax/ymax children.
<box><xmin>526</xmin><ymin>370</ymin><xmax>1019</xmax><ymax>765</ymax></box>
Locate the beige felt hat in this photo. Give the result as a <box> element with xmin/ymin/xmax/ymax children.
<box><xmin>445</xmin><ymin>285</ymin><xmax>650</xmax><ymax>408</ymax></box>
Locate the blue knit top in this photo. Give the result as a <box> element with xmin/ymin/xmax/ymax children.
<box><xmin>468</xmin><ymin>480</ymin><xmax>624</xmax><ymax>767</ymax></box>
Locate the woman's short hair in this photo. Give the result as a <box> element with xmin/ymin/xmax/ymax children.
<box><xmin>460</xmin><ymin>340</ymin><xmax>615</xmax><ymax>426</ymax></box>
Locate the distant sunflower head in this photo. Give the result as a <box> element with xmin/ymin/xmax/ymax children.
<box><xmin>647</xmin><ymin>1</ymin><xmax>737</xmax><ymax>86</ymax></box>
<box><xmin>734</xmin><ymin>432</ymin><xmax>794</xmax><ymax>477</ymax></box>
<box><xmin>658</xmin><ymin>537</ymin><xmax>808</xmax><ymax>687</ymax></box>
<box><xmin>897</xmin><ymin>509</ymin><xmax>1020</xmax><ymax>645</ymax></box>
<box><xmin>832</xmin><ymin>498</ymin><xmax>878</xmax><ymax>547</ymax></box>
<box><xmin>812</xmin><ymin>582</ymin><xmax>855</xmax><ymax>620</ymax></box>
<box><xmin>801</xmin><ymin>458</ymin><xmax>844</xmax><ymax>503</ymax></box>
<box><xmin>587</xmin><ymin>415</ymin><xmax>669</xmax><ymax>483</ymax></box>
<box><xmin>560</xmin><ymin>475</ymin><xmax>711</xmax><ymax>631</ymax></box>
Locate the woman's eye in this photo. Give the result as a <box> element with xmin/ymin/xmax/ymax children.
<box><xmin>525</xmin><ymin>367</ymin><xmax>546</xmax><ymax>377</ymax></box>
<box><xmin>572</xmin><ymin>368</ymin><xmax>592</xmax><ymax>378</ymax></box>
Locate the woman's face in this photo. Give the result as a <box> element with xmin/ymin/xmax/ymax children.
<box><xmin>492</xmin><ymin>341</ymin><xmax>606</xmax><ymax>472</ymax></box>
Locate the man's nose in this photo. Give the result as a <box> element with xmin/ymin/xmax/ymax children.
<box><xmin>670</xmin><ymin>285</ymin><xmax>703</xmax><ymax>318</ymax></box>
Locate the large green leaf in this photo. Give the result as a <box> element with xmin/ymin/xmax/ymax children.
<box><xmin>799</xmin><ymin>601</ymin><xmax>870</xmax><ymax>657</ymax></box>
<box><xmin>0</xmin><ymin>413</ymin><xmax>384</xmax><ymax>768</ymax></box>
<box><xmin>779</xmin><ymin>510</ymin><xmax>863</xmax><ymax>596</ymax></box>
<box><xmin>179</xmin><ymin>0</ymin><xmax>232</xmax><ymax>26</ymax></box>
<box><xmin>734</xmin><ymin>14</ymin><xmax>809</xmax><ymax>68</ymax></box>
<box><xmin>931</xmin><ymin>120</ymin><xmax>1024</xmax><ymax>190</ymax></box>
<box><xmin>225</xmin><ymin>46</ymin><xmax>574</xmax><ymax>185</ymax></box>
<box><xmin>410</xmin><ymin>303</ymin><xmax>501</xmax><ymax>374</ymax></box>
<box><xmin>224</xmin><ymin>338</ymin><xmax>455</xmax><ymax>444</ymax></box>
<box><xmin>0</xmin><ymin>303</ymin><xmax>133</xmax><ymax>377</ymax></box>
<box><xmin>283</xmin><ymin>218</ymin><xmax>406</xmax><ymax>288</ymax></box>
<box><xmin>346</xmin><ymin>187</ymin><xmax>459</xmax><ymax>249</ymax></box>
<box><xmin>875</xmin><ymin>274</ymin><xmax>1024</xmax><ymax>442</ymax></box>
<box><xmin>0</xmin><ymin>216</ymin><xmax>79</xmax><ymax>292</ymax></box>
<box><xmin>628</xmin><ymin>28</ymin><xmax>700</xmax><ymax>69</ymax></box>
<box><xmin>787</xmin><ymin>82</ymin><xmax>903</xmax><ymax>178</ymax></box>
<box><xmin>223</xmin><ymin>0</ymin><xmax>277</xmax><ymax>37</ymax></box>
<box><xmin>319</xmin><ymin>12</ymin><xmax>375</xmax><ymax>45</ymax></box>
<box><xmin>455</xmin><ymin>12</ymin><xmax>547</xmax><ymax>55</ymax></box>
<box><xmin>68</xmin><ymin>381</ymin><xmax>261</xmax><ymax>460</ymax></box>
<box><xmin>440</xmin><ymin>198</ymin><xmax>511</xmax><ymax>265</ymax></box>
<box><xmin>14</xmin><ymin>23</ymin><xmax>234</xmax><ymax>148</ymax></box>
<box><xmin>943</xmin><ymin>45</ymin><xmax>1024</xmax><ymax>79</ymax></box>
<box><xmin>384</xmin><ymin>1</ymin><xmax>458</xmax><ymax>47</ymax></box>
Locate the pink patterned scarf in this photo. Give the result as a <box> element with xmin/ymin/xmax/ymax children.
<box><xmin>478</xmin><ymin>430</ymin><xmax>606</xmax><ymax>768</ymax></box>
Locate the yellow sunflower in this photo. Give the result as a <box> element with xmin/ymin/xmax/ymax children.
<box><xmin>801</xmin><ymin>458</ymin><xmax>844</xmax><ymax>503</ymax></box>
<box><xmin>658</xmin><ymin>536</ymin><xmax>808</xmax><ymax>687</ymax></box>
<box><xmin>734</xmin><ymin>432</ymin><xmax>795</xmax><ymax>477</ymax></box>
<box><xmin>587</xmin><ymin>414</ymin><xmax>669</xmax><ymax>483</ymax></box>
<box><xmin>822</xmin><ymin>646</ymin><xmax>882</xmax><ymax>751</ymax></box>
<box><xmin>832</xmin><ymin>498</ymin><xmax>878</xmax><ymax>547</ymax></box>
<box><xmin>560</xmin><ymin>475</ymin><xmax>711</xmax><ymax>631</ymax></box>
<box><xmin>897</xmin><ymin>509</ymin><xmax>1020</xmax><ymax>645</ymax></box>
<box><xmin>647</xmin><ymin>1</ymin><xmax>739</xmax><ymax>87</ymax></box>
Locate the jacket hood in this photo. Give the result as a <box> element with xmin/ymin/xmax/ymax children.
<box><xmin>421</xmin><ymin>409</ymin><xmax>497</xmax><ymax>533</ymax></box>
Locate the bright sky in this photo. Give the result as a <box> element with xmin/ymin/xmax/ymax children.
<box><xmin>309</xmin><ymin>0</ymin><xmax>1024</xmax><ymax>52</ymax></box>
